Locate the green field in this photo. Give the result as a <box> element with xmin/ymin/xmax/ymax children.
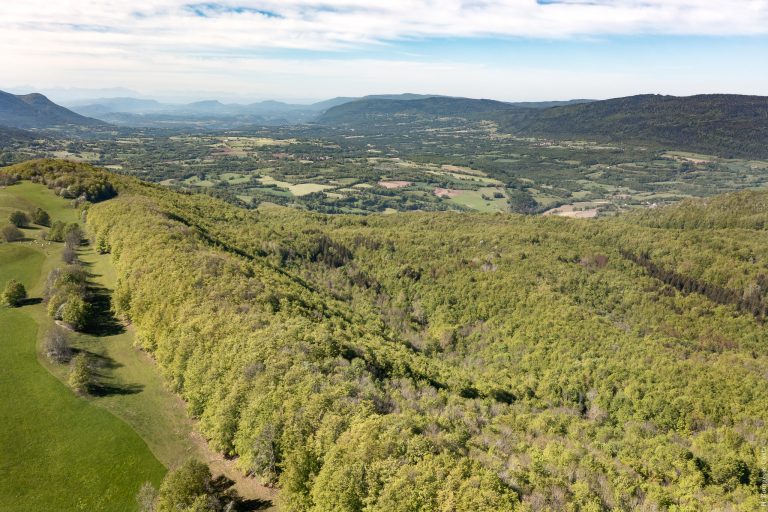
<box><xmin>448</xmin><ymin>187</ymin><xmax>508</xmax><ymax>212</ymax></box>
<box><xmin>0</xmin><ymin>307</ymin><xmax>165</xmax><ymax>511</ymax></box>
<box><xmin>0</xmin><ymin>184</ymin><xmax>166</xmax><ymax>511</ymax></box>
<box><xmin>0</xmin><ymin>181</ymin><xmax>276</xmax><ymax>509</ymax></box>
<box><xmin>0</xmin><ymin>181</ymin><xmax>79</xmax><ymax>224</ymax></box>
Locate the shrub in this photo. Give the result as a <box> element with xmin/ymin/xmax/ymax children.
<box><xmin>64</xmin><ymin>229</ymin><xmax>82</xmax><ymax>249</ymax></box>
<box><xmin>8</xmin><ymin>210</ymin><xmax>28</xmax><ymax>227</ymax></box>
<box><xmin>2</xmin><ymin>279</ymin><xmax>26</xmax><ymax>307</ymax></box>
<box><xmin>60</xmin><ymin>294</ymin><xmax>91</xmax><ymax>331</ymax></box>
<box><xmin>136</xmin><ymin>482</ymin><xmax>158</xmax><ymax>512</ymax></box>
<box><xmin>68</xmin><ymin>353</ymin><xmax>91</xmax><ymax>394</ymax></box>
<box><xmin>31</xmin><ymin>207</ymin><xmax>50</xmax><ymax>227</ymax></box>
<box><xmin>156</xmin><ymin>459</ymin><xmax>237</xmax><ymax>512</ymax></box>
<box><xmin>1</xmin><ymin>224</ymin><xmax>23</xmax><ymax>242</ymax></box>
<box><xmin>62</xmin><ymin>246</ymin><xmax>77</xmax><ymax>264</ymax></box>
<box><xmin>43</xmin><ymin>326</ymin><xmax>72</xmax><ymax>363</ymax></box>
<box><xmin>47</xmin><ymin>221</ymin><xmax>66</xmax><ymax>242</ymax></box>
<box><xmin>44</xmin><ymin>265</ymin><xmax>87</xmax><ymax>304</ymax></box>
<box><xmin>0</xmin><ymin>174</ymin><xmax>19</xmax><ymax>186</ymax></box>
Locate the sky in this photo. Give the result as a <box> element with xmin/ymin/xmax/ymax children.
<box><xmin>1</xmin><ymin>0</ymin><xmax>768</xmax><ymax>103</ymax></box>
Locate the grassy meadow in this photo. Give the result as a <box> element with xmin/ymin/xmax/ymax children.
<box><xmin>0</xmin><ymin>180</ymin><xmax>276</xmax><ymax>509</ymax></box>
<box><xmin>0</xmin><ymin>183</ymin><xmax>166</xmax><ymax>511</ymax></box>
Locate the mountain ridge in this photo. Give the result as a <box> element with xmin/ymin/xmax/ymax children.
<box><xmin>318</xmin><ymin>93</ymin><xmax>768</xmax><ymax>158</ymax></box>
<box><xmin>0</xmin><ymin>90</ymin><xmax>109</xmax><ymax>129</ymax></box>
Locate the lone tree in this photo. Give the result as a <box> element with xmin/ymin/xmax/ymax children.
<box><xmin>1</xmin><ymin>224</ymin><xmax>23</xmax><ymax>243</ymax></box>
<box><xmin>2</xmin><ymin>279</ymin><xmax>27</xmax><ymax>307</ymax></box>
<box><xmin>31</xmin><ymin>207</ymin><xmax>50</xmax><ymax>227</ymax></box>
<box><xmin>43</xmin><ymin>326</ymin><xmax>72</xmax><ymax>363</ymax></box>
<box><xmin>68</xmin><ymin>353</ymin><xmax>91</xmax><ymax>394</ymax></box>
<box><xmin>8</xmin><ymin>210</ymin><xmax>28</xmax><ymax>228</ymax></box>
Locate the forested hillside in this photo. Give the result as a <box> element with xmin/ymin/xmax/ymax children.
<box><xmin>319</xmin><ymin>94</ymin><xmax>768</xmax><ymax>159</ymax></box>
<box><xmin>3</xmin><ymin>159</ymin><xmax>768</xmax><ymax>511</ymax></box>
<box><xmin>318</xmin><ymin>96</ymin><xmax>518</xmax><ymax>125</ymax></box>
<box><xmin>504</xmin><ymin>94</ymin><xmax>768</xmax><ymax>159</ymax></box>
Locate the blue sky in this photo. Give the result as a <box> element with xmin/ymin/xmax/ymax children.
<box><xmin>1</xmin><ymin>1</ymin><xmax>767</xmax><ymax>103</ymax></box>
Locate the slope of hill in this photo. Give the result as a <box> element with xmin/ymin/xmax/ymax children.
<box><xmin>68</xmin><ymin>97</ymin><xmax>166</xmax><ymax>116</ymax></box>
<box><xmin>317</xmin><ymin>93</ymin><xmax>768</xmax><ymax>159</ymax></box>
<box><xmin>505</xmin><ymin>94</ymin><xmax>768</xmax><ymax>158</ymax></box>
<box><xmin>318</xmin><ymin>96</ymin><xmax>518</xmax><ymax>125</ymax></box>
<box><xmin>508</xmin><ymin>98</ymin><xmax>595</xmax><ymax>109</ymax></box>
<box><xmin>2</xmin><ymin>159</ymin><xmax>767</xmax><ymax>510</ymax></box>
<box><xmin>0</xmin><ymin>90</ymin><xmax>108</xmax><ymax>129</ymax></box>
<box><xmin>0</xmin><ymin>126</ymin><xmax>35</xmax><ymax>144</ymax></box>
<box><xmin>0</xmin><ymin>178</ymin><xmax>165</xmax><ymax>509</ymax></box>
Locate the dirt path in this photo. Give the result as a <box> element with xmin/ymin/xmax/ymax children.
<box><xmin>189</xmin><ymin>429</ymin><xmax>278</xmax><ymax>509</ymax></box>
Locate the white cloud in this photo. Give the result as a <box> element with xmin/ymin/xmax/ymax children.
<box><xmin>0</xmin><ymin>1</ymin><xmax>767</xmax><ymax>99</ymax></box>
<box><xmin>3</xmin><ymin>1</ymin><xmax>768</xmax><ymax>54</ymax></box>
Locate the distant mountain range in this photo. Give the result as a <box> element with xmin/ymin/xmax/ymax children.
<box><xmin>63</xmin><ymin>93</ymin><xmax>445</xmax><ymax>128</ymax></box>
<box><xmin>0</xmin><ymin>91</ymin><xmax>108</xmax><ymax>130</ymax></box>
<box><xmin>2</xmin><ymin>89</ymin><xmax>766</xmax><ymax>159</ymax></box>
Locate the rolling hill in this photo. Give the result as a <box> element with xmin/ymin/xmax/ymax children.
<box><xmin>67</xmin><ymin>93</ymin><xmax>447</xmax><ymax>128</ymax></box>
<box><xmin>318</xmin><ymin>96</ymin><xmax>519</xmax><ymax>125</ymax></box>
<box><xmin>504</xmin><ymin>94</ymin><xmax>768</xmax><ymax>158</ymax></box>
<box><xmin>318</xmin><ymin>93</ymin><xmax>768</xmax><ymax>159</ymax></box>
<box><xmin>0</xmin><ymin>90</ymin><xmax>109</xmax><ymax>130</ymax></box>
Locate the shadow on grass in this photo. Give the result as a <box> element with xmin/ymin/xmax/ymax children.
<box><xmin>207</xmin><ymin>476</ymin><xmax>274</xmax><ymax>511</ymax></box>
<box><xmin>20</xmin><ymin>297</ymin><xmax>42</xmax><ymax>306</ymax></box>
<box><xmin>81</xmin><ymin>349</ymin><xmax>124</xmax><ymax>371</ymax></box>
<box><xmin>237</xmin><ymin>499</ymin><xmax>273</xmax><ymax>511</ymax></box>
<box><xmin>88</xmin><ymin>381</ymin><xmax>144</xmax><ymax>397</ymax></box>
<box><xmin>83</xmin><ymin>284</ymin><xmax>125</xmax><ymax>337</ymax></box>
<box><xmin>77</xmin><ymin>258</ymin><xmax>95</xmax><ymax>268</ymax></box>
<box><xmin>72</xmin><ymin>349</ymin><xmax>144</xmax><ymax>397</ymax></box>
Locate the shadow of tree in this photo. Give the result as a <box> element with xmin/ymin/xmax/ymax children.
<box><xmin>211</xmin><ymin>475</ymin><xmax>236</xmax><ymax>494</ymax></box>
<box><xmin>207</xmin><ymin>475</ymin><xmax>273</xmax><ymax>511</ymax></box>
<box><xmin>73</xmin><ymin>349</ymin><xmax>144</xmax><ymax>397</ymax></box>
<box><xmin>237</xmin><ymin>499</ymin><xmax>273</xmax><ymax>511</ymax></box>
<box><xmin>88</xmin><ymin>381</ymin><xmax>144</xmax><ymax>397</ymax></box>
<box><xmin>83</xmin><ymin>350</ymin><xmax>124</xmax><ymax>371</ymax></box>
<box><xmin>83</xmin><ymin>284</ymin><xmax>125</xmax><ymax>337</ymax></box>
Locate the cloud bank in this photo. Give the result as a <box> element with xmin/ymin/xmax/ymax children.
<box><xmin>3</xmin><ymin>0</ymin><xmax>768</xmax><ymax>53</ymax></box>
<box><xmin>1</xmin><ymin>1</ymin><xmax>767</xmax><ymax>100</ymax></box>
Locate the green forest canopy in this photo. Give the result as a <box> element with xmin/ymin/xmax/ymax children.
<box><xmin>3</xmin><ymin>159</ymin><xmax>768</xmax><ymax>511</ymax></box>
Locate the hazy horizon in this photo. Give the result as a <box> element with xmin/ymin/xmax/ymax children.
<box><xmin>2</xmin><ymin>85</ymin><xmax>598</xmax><ymax>106</ymax></box>
<box><xmin>3</xmin><ymin>86</ymin><xmax>766</xmax><ymax>109</ymax></box>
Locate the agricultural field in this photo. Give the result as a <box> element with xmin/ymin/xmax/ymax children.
<box><xmin>7</xmin><ymin>120</ymin><xmax>768</xmax><ymax>216</ymax></box>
